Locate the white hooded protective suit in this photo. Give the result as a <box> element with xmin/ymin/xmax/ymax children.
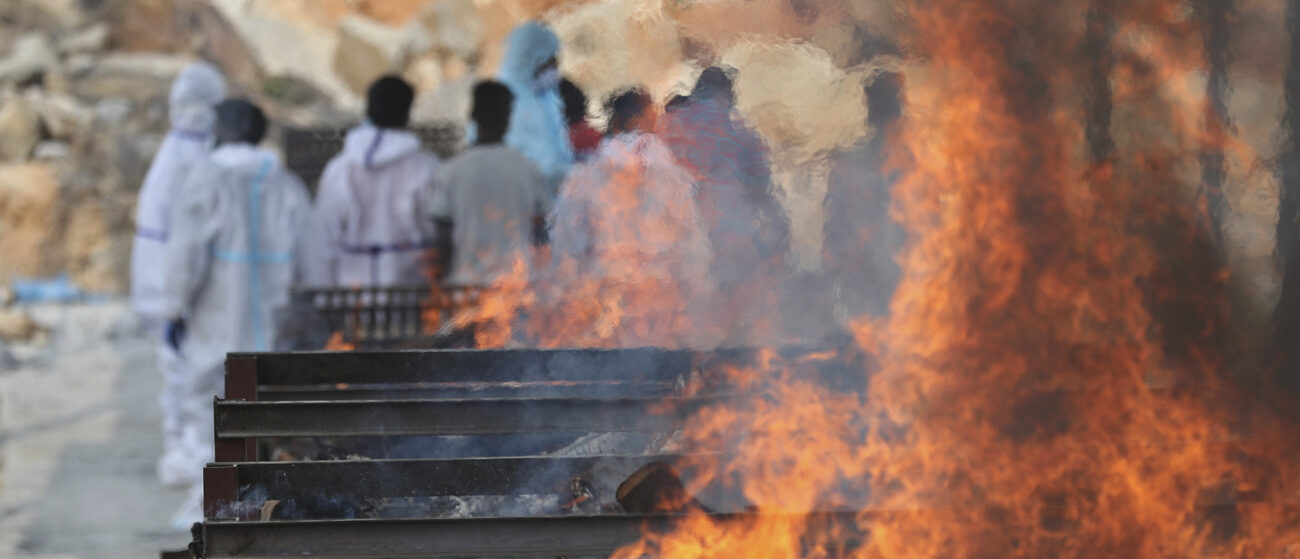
<box><xmin>162</xmin><ymin>144</ymin><xmax>315</xmax><ymax>473</ymax></box>
<box><xmin>314</xmin><ymin>124</ymin><xmax>441</xmax><ymax>287</ymax></box>
<box><xmin>497</xmin><ymin>22</ymin><xmax>573</xmax><ymax>199</ymax></box>
<box><xmin>131</xmin><ymin>62</ymin><xmax>227</xmax><ymax>320</ymax></box>
<box><xmin>126</xmin><ymin>62</ymin><xmax>226</xmax><ymax>483</ymax></box>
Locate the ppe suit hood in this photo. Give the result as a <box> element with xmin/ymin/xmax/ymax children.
<box><xmin>169</xmin><ymin>62</ymin><xmax>227</xmax><ymax>134</ymax></box>
<box><xmin>498</xmin><ymin>22</ymin><xmax>560</xmax><ymax>89</ymax></box>
<box><xmin>210</xmin><ymin>143</ymin><xmax>280</xmax><ymax>177</ymax></box>
<box><xmin>341</xmin><ymin>124</ymin><xmax>423</xmax><ymax>170</ymax></box>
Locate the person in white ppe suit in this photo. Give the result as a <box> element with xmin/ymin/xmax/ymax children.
<box><xmin>549</xmin><ymin>88</ymin><xmax>719</xmax><ymax>348</ymax></box>
<box><xmin>314</xmin><ymin>75</ymin><xmax>440</xmax><ymax>287</ymax></box>
<box><xmin>496</xmin><ymin>21</ymin><xmax>573</xmax><ymax>201</ymax></box>
<box><xmin>161</xmin><ymin>99</ymin><xmax>316</xmax><ymax>528</ymax></box>
<box><xmin>127</xmin><ymin>61</ymin><xmax>226</xmax><ymax>487</ymax></box>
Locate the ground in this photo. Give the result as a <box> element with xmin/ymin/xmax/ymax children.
<box><xmin>0</xmin><ymin>301</ymin><xmax>191</xmax><ymax>558</ymax></box>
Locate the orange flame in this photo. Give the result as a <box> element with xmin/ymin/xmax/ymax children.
<box><xmin>605</xmin><ymin>1</ymin><xmax>1300</xmax><ymax>557</ymax></box>
<box><xmin>323</xmin><ymin>330</ymin><xmax>355</xmax><ymax>351</ymax></box>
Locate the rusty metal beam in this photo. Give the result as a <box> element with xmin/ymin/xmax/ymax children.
<box><xmin>200</xmin><ymin>512</ymin><xmax>863</xmax><ymax>558</ymax></box>
<box><xmin>228</xmin><ymin>346</ymin><xmax>804</xmax><ymax>387</ymax></box>
<box><xmin>215</xmin><ymin>397</ymin><xmax>718</xmax><ymax>439</ymax></box>
<box><xmin>256</xmin><ymin>380</ymin><xmax>678</xmax><ymax>402</ymax></box>
<box><xmin>219</xmin><ymin>454</ymin><xmax>701</xmax><ymax>505</ymax></box>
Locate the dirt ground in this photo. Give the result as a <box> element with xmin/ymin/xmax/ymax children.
<box><xmin>0</xmin><ymin>300</ymin><xmax>192</xmax><ymax>558</ymax></box>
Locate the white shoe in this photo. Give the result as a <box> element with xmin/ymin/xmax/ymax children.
<box><xmin>169</xmin><ymin>485</ymin><xmax>204</xmax><ymax>531</ymax></box>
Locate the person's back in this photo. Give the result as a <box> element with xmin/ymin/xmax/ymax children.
<box><xmin>315</xmin><ymin>76</ymin><xmax>439</xmax><ymax>287</ymax></box>
<box><xmin>549</xmin><ymin>89</ymin><xmax>717</xmax><ymax>347</ymax></box>
<box><xmin>164</xmin><ymin>103</ymin><xmax>314</xmax><ymax>370</ymax></box>
<box><xmin>131</xmin><ymin>62</ymin><xmax>227</xmax><ymax>320</ymax></box>
<box><xmin>660</xmin><ymin>68</ymin><xmax>790</xmax><ymax>344</ymax></box>
<box><xmin>160</xmin><ymin>99</ymin><xmax>315</xmax><ymax>528</ymax></box>
<box><xmin>560</xmin><ymin>78</ymin><xmax>601</xmax><ymax>162</ymax></box>
<box><xmin>132</xmin><ymin>61</ymin><xmax>227</xmax><ymax>490</ymax></box>
<box><xmin>660</xmin><ymin>67</ymin><xmax>790</xmax><ymax>273</ymax></box>
<box><xmin>496</xmin><ymin>21</ymin><xmax>573</xmax><ymax>200</ymax></box>
<box><xmin>432</xmin><ymin>81</ymin><xmax>545</xmax><ymax>286</ymax></box>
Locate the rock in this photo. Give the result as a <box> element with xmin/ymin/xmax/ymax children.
<box><xmin>0</xmin><ymin>92</ymin><xmax>41</xmax><ymax>162</ymax></box>
<box><xmin>720</xmin><ymin>41</ymin><xmax>867</xmax><ymax>162</ymax></box>
<box><xmin>549</xmin><ymin>0</ymin><xmax>685</xmax><ymax>105</ymax></box>
<box><xmin>8</xmin><ymin>0</ymin><xmax>87</xmax><ymax>31</ymax></box>
<box><xmin>192</xmin><ymin>3</ymin><xmax>264</xmax><ymax>88</ymax></box>
<box><xmin>93</xmin><ymin>98</ymin><xmax>132</xmax><ymax>128</ymax></box>
<box><xmin>334</xmin><ymin>15</ymin><xmax>413</xmax><ymax>94</ymax></box>
<box><xmin>411</xmin><ymin>75</ymin><xmax>474</xmax><ymax>125</ymax></box>
<box><xmin>24</xmin><ymin>89</ymin><xmax>93</xmax><ymax>142</ymax></box>
<box><xmin>417</xmin><ymin>0</ymin><xmax>484</xmax><ymax>61</ymax></box>
<box><xmin>33</xmin><ymin>141</ymin><xmax>70</xmax><ymax>160</ymax></box>
<box><xmin>62</xmin><ymin>200</ymin><xmax>127</xmax><ymax>294</ymax></box>
<box><xmin>209</xmin><ymin>0</ymin><xmax>357</xmax><ymax>108</ymax></box>
<box><xmin>64</xmin><ymin>54</ymin><xmax>96</xmax><ymax>76</ymax></box>
<box><xmin>0</xmin><ymin>33</ymin><xmax>58</xmax><ymax>87</ymax></box>
<box><xmin>71</xmin><ymin>53</ymin><xmax>190</xmax><ymax>100</ymax></box>
<box><xmin>105</xmin><ymin>0</ymin><xmax>201</xmax><ymax>53</ymax></box>
<box><xmin>0</xmin><ymin>308</ymin><xmax>48</xmax><ymax>343</ymax></box>
<box><xmin>0</xmin><ymin>164</ymin><xmax>59</xmax><ymax>283</ymax></box>
<box><xmin>58</xmin><ymin>23</ymin><xmax>110</xmax><ymax>55</ymax></box>
<box><xmin>404</xmin><ymin>54</ymin><xmax>443</xmax><ymax>95</ymax></box>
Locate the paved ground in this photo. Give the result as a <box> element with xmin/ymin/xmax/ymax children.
<box><xmin>0</xmin><ymin>301</ymin><xmax>192</xmax><ymax>558</ymax></box>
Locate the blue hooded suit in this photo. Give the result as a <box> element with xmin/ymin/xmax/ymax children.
<box><xmin>496</xmin><ymin>22</ymin><xmax>573</xmax><ymax>200</ymax></box>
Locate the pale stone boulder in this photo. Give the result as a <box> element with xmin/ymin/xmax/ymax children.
<box><xmin>0</xmin><ymin>92</ymin><xmax>41</xmax><ymax>162</ymax></box>
<box><xmin>0</xmin><ymin>33</ymin><xmax>58</xmax><ymax>86</ymax></box>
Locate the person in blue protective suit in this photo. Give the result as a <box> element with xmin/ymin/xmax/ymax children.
<box><xmin>127</xmin><ymin>61</ymin><xmax>227</xmax><ymax>487</ymax></box>
<box><xmin>660</xmin><ymin>67</ymin><xmax>790</xmax><ymax>344</ymax></box>
<box><xmin>160</xmin><ymin>99</ymin><xmax>317</xmax><ymax>529</ymax></box>
<box><xmin>496</xmin><ymin>21</ymin><xmax>573</xmax><ymax>201</ymax></box>
<box><xmin>313</xmin><ymin>75</ymin><xmax>441</xmax><ymax>287</ymax></box>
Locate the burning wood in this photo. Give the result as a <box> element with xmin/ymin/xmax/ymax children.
<box><xmin>616</xmin><ymin>461</ymin><xmax>705</xmax><ymax>514</ymax></box>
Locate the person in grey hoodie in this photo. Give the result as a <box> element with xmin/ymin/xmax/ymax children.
<box><xmin>314</xmin><ymin>75</ymin><xmax>441</xmax><ymax>287</ymax></box>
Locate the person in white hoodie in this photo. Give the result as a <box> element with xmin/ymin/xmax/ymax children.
<box><xmin>127</xmin><ymin>61</ymin><xmax>226</xmax><ymax>486</ymax></box>
<box><xmin>161</xmin><ymin>99</ymin><xmax>316</xmax><ymax>528</ymax></box>
<box><xmin>314</xmin><ymin>76</ymin><xmax>441</xmax><ymax>287</ymax></box>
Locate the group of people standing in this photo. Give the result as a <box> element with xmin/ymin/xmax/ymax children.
<box><xmin>129</xmin><ymin>21</ymin><xmax>789</xmax><ymax>527</ymax></box>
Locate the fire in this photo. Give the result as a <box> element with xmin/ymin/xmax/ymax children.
<box><xmin>323</xmin><ymin>330</ymin><xmax>355</xmax><ymax>351</ymax></box>
<box><xmin>407</xmin><ymin>1</ymin><xmax>1299</xmax><ymax>554</ymax></box>
<box><xmin>605</xmin><ymin>0</ymin><xmax>1300</xmax><ymax>557</ymax></box>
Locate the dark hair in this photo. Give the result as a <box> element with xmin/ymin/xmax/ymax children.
<box><xmin>605</xmin><ymin>87</ymin><xmax>652</xmax><ymax>135</ymax></box>
<box><xmin>559</xmin><ymin>78</ymin><xmax>587</xmax><ymax>126</ymax></box>
<box><xmin>213</xmin><ymin>99</ymin><xmax>268</xmax><ymax>145</ymax></box>
<box><xmin>366</xmin><ymin>75</ymin><xmax>415</xmax><ymax>129</ymax></box>
<box><xmin>691</xmin><ymin>66</ymin><xmax>735</xmax><ymax>104</ymax></box>
<box><xmin>471</xmin><ymin>80</ymin><xmax>515</xmax><ymax>143</ymax></box>
<box><xmin>665</xmin><ymin>94</ymin><xmax>689</xmax><ymax>113</ymax></box>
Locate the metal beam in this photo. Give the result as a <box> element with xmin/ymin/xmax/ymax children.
<box><xmin>231</xmin><ymin>346</ymin><xmax>810</xmax><ymax>387</ymax></box>
<box><xmin>222</xmin><ymin>454</ymin><xmax>701</xmax><ymax>503</ymax></box>
<box><xmin>215</xmin><ymin>397</ymin><xmax>718</xmax><ymax>438</ymax></box>
<box><xmin>256</xmin><ymin>380</ymin><xmax>678</xmax><ymax>402</ymax></box>
<box><xmin>200</xmin><ymin>512</ymin><xmax>863</xmax><ymax>558</ymax></box>
<box><xmin>236</xmin><ymin>348</ymin><xmax>697</xmax><ymax>386</ymax></box>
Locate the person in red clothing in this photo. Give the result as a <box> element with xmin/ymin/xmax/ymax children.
<box><xmin>559</xmin><ymin>78</ymin><xmax>602</xmax><ymax>162</ymax></box>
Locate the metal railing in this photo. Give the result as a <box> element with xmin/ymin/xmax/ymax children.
<box><xmin>284</xmin><ymin>284</ymin><xmax>484</xmax><ymax>350</ymax></box>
